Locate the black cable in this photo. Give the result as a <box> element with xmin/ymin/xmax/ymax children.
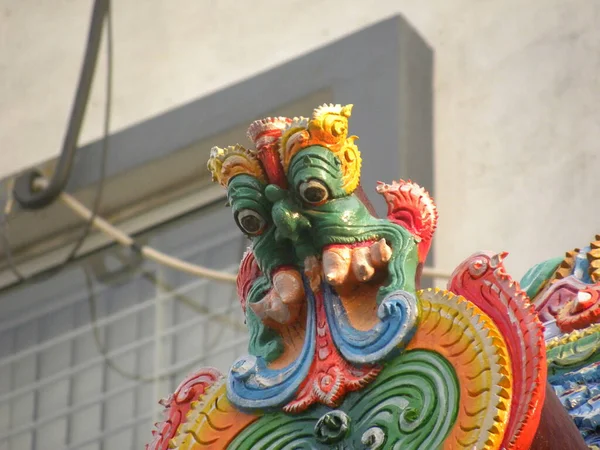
<box><xmin>2</xmin><ymin>0</ymin><xmax>242</xmax><ymax>384</ymax></box>
<box><xmin>62</xmin><ymin>0</ymin><xmax>112</xmax><ymax>263</ymax></box>
<box><xmin>12</xmin><ymin>0</ymin><xmax>110</xmax><ymax>210</ymax></box>
<box><xmin>1</xmin><ymin>0</ymin><xmax>112</xmax><ymax>284</ymax></box>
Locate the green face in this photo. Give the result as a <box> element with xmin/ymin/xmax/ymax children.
<box><xmin>227</xmin><ymin>174</ymin><xmax>295</xmax><ymax>276</ymax></box>
<box><xmin>227</xmin><ymin>145</ymin><xmax>418</xmax><ymax>361</ymax></box>
<box><xmin>228</xmin><ymin>147</ymin><xmax>380</xmax><ymax>270</ymax></box>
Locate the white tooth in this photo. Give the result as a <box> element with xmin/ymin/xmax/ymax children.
<box><xmin>304</xmin><ymin>256</ymin><xmax>322</xmax><ymax>292</ymax></box>
<box><xmin>266</xmin><ymin>294</ymin><xmax>291</xmax><ymax>324</ymax></box>
<box><xmin>352</xmin><ymin>246</ymin><xmax>375</xmax><ymax>282</ymax></box>
<box><xmin>249</xmin><ymin>298</ymin><xmax>269</xmax><ymax>320</ymax></box>
<box><xmin>370</xmin><ymin>239</ymin><xmax>392</xmax><ymax>267</ymax></box>
<box><xmin>273</xmin><ymin>270</ymin><xmax>304</xmax><ymax>305</ymax></box>
<box><xmin>323</xmin><ymin>247</ymin><xmax>351</xmax><ymax>285</ymax></box>
<box><xmin>577</xmin><ymin>291</ymin><xmax>593</xmax><ymax>303</ymax></box>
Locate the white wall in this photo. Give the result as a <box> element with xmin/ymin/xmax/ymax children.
<box><xmin>2</xmin><ymin>0</ymin><xmax>599</xmax><ymax>277</ymax></box>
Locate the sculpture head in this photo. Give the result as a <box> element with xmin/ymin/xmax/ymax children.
<box><xmin>207</xmin><ymin>104</ymin><xmax>420</xmax><ymax>412</ymax></box>
<box><xmin>208</xmin><ymin>104</ymin><xmax>419</xmax><ymax>321</ymax></box>
<box><xmin>148</xmin><ymin>103</ymin><xmax>552</xmax><ymax>450</ymax></box>
<box><xmin>208</xmin><ymin>105</ymin><xmax>369</xmax><ymax>275</ymax></box>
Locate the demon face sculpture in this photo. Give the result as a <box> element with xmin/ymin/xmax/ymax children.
<box><xmin>207</xmin><ymin>105</ymin><xmax>423</xmax><ymax>413</ymax></box>
<box><xmin>148</xmin><ymin>104</ymin><xmax>549</xmax><ymax>450</ymax></box>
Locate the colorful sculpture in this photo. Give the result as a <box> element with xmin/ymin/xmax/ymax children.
<box><xmin>522</xmin><ymin>236</ymin><xmax>600</xmax><ymax>447</ymax></box>
<box><xmin>147</xmin><ymin>104</ymin><xmax>550</xmax><ymax>449</ymax></box>
<box><xmin>522</xmin><ymin>236</ymin><xmax>600</xmax><ymax>332</ymax></box>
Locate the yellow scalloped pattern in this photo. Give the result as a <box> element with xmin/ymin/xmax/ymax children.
<box><xmin>207</xmin><ymin>145</ymin><xmax>267</xmax><ymax>187</ymax></box>
<box><xmin>546</xmin><ymin>323</ymin><xmax>600</xmax><ymax>351</ymax></box>
<box><xmin>170</xmin><ymin>380</ymin><xmax>258</xmax><ymax>450</ymax></box>
<box><xmin>407</xmin><ymin>289</ymin><xmax>513</xmax><ymax>450</ymax></box>
<box><xmin>279</xmin><ymin>104</ymin><xmax>362</xmax><ymax>194</ymax></box>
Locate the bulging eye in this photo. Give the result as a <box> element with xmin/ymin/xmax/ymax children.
<box><xmin>235</xmin><ymin>209</ymin><xmax>266</xmax><ymax>236</ymax></box>
<box><xmin>299</xmin><ymin>179</ymin><xmax>329</xmax><ymax>205</ymax></box>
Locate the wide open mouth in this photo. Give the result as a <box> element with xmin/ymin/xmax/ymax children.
<box><xmin>249</xmin><ymin>230</ymin><xmax>401</xmax><ymax>369</ymax></box>
<box><xmin>257</xmin><ymin>237</ymin><xmax>395</xmax><ymax>347</ymax></box>
<box><xmin>263</xmin><ymin>236</ymin><xmax>395</xmax><ymax>319</ymax></box>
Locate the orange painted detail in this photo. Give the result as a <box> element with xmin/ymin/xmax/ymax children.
<box><xmin>147</xmin><ymin>368</ymin><xmax>222</xmax><ymax>450</ymax></box>
<box><xmin>407</xmin><ymin>289</ymin><xmax>513</xmax><ymax>450</ymax></box>
<box><xmin>170</xmin><ymin>381</ymin><xmax>259</xmax><ymax>450</ymax></box>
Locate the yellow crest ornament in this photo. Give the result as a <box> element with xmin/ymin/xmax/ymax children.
<box><xmin>208</xmin><ymin>104</ymin><xmax>362</xmax><ymax>194</ymax></box>
<box><xmin>207</xmin><ymin>144</ymin><xmax>267</xmax><ymax>187</ymax></box>
<box><xmin>279</xmin><ymin>104</ymin><xmax>362</xmax><ymax>194</ymax></box>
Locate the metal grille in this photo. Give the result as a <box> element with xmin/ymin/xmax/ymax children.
<box><xmin>0</xmin><ymin>202</ymin><xmax>248</xmax><ymax>450</ymax></box>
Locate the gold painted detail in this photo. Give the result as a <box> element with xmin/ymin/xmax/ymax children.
<box><xmin>546</xmin><ymin>323</ymin><xmax>600</xmax><ymax>351</ymax></box>
<box><xmin>170</xmin><ymin>378</ymin><xmax>258</xmax><ymax>449</ymax></box>
<box><xmin>407</xmin><ymin>289</ymin><xmax>512</xmax><ymax>450</ymax></box>
<box><xmin>279</xmin><ymin>104</ymin><xmax>362</xmax><ymax>194</ymax></box>
<box><xmin>208</xmin><ymin>104</ymin><xmax>363</xmax><ymax>194</ymax></box>
<box><xmin>588</xmin><ymin>234</ymin><xmax>600</xmax><ymax>283</ymax></box>
<box><xmin>552</xmin><ymin>248</ymin><xmax>579</xmax><ymax>282</ymax></box>
<box><xmin>207</xmin><ymin>145</ymin><xmax>267</xmax><ymax>187</ymax></box>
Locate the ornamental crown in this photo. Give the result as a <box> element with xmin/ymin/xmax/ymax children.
<box><xmin>207</xmin><ymin>103</ymin><xmax>361</xmax><ymax>193</ymax></box>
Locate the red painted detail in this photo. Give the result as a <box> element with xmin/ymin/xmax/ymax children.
<box><xmin>237</xmin><ymin>250</ymin><xmax>262</xmax><ymax>314</ymax></box>
<box><xmin>283</xmin><ymin>289</ymin><xmax>381</xmax><ymax>413</ymax></box>
<box><xmin>448</xmin><ymin>252</ymin><xmax>547</xmax><ymax>450</ymax></box>
<box><xmin>376</xmin><ymin>180</ymin><xmax>437</xmax><ymax>264</ymax></box>
<box><xmin>146</xmin><ymin>368</ymin><xmax>222</xmax><ymax>450</ymax></box>
<box><xmin>533</xmin><ymin>277</ymin><xmax>589</xmax><ymax>323</ymax></box>
<box><xmin>246</xmin><ymin>117</ymin><xmax>291</xmax><ymax>188</ymax></box>
<box><xmin>556</xmin><ymin>287</ymin><xmax>600</xmax><ymax>332</ymax></box>
<box><xmin>257</xmin><ymin>145</ymin><xmax>288</xmax><ymax>188</ymax></box>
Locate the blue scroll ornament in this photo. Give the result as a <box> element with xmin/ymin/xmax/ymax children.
<box><xmin>226</xmin><ymin>277</ymin><xmax>316</xmax><ymax>412</ymax></box>
<box><xmin>323</xmin><ymin>283</ymin><xmax>418</xmax><ymax>364</ymax></box>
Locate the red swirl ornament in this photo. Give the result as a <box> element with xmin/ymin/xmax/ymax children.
<box><xmin>556</xmin><ymin>287</ymin><xmax>600</xmax><ymax>332</ymax></box>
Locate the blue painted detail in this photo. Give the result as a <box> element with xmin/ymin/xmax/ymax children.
<box><xmin>574</xmin><ymin>247</ymin><xmax>594</xmax><ymax>284</ymax></box>
<box><xmin>323</xmin><ymin>283</ymin><xmax>418</xmax><ymax>364</ymax></box>
<box><xmin>550</xmin><ymin>361</ymin><xmax>600</xmax><ymax>446</ymax></box>
<box><xmin>551</xmin><ymin>362</ymin><xmax>600</xmax><ymax>386</ymax></box>
<box><xmin>543</xmin><ymin>320</ymin><xmax>562</xmax><ymax>341</ymax></box>
<box><xmin>226</xmin><ymin>276</ymin><xmax>316</xmax><ymax>412</ymax></box>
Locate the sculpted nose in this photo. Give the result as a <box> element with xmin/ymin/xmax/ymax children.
<box><xmin>265</xmin><ymin>185</ymin><xmax>310</xmax><ymax>242</ymax></box>
<box><xmin>265</xmin><ymin>184</ymin><xmax>286</xmax><ymax>203</ymax></box>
